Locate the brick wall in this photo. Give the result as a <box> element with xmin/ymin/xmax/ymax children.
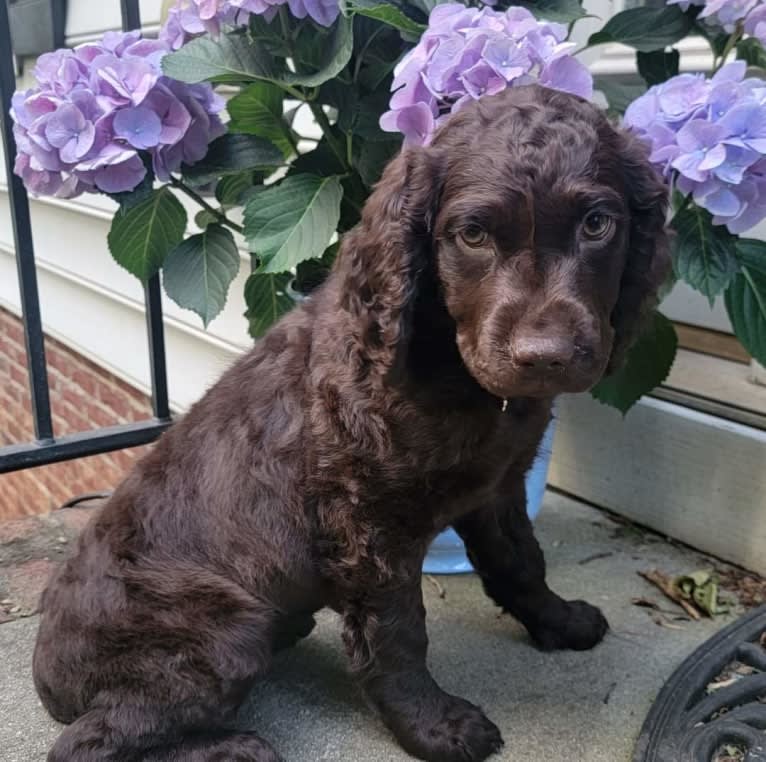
<box><xmin>0</xmin><ymin>307</ymin><xmax>154</xmax><ymax>521</ymax></box>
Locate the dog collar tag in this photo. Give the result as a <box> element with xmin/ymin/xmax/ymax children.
<box><xmin>501</xmin><ymin>399</ymin><xmax>508</xmax><ymax>413</ymax></box>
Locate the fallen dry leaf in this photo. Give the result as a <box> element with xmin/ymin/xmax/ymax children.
<box><xmin>639</xmin><ymin>569</ymin><xmax>702</xmax><ymax>620</ymax></box>
<box><xmin>716</xmin><ymin>567</ymin><xmax>766</xmax><ymax>609</ymax></box>
<box><xmin>676</xmin><ymin>570</ymin><xmax>720</xmax><ymax>616</ymax></box>
<box><xmin>578</xmin><ymin>551</ymin><xmax>614</xmax><ymax>565</ymax></box>
<box><xmin>650</xmin><ymin>611</ymin><xmax>685</xmax><ymax>630</ymax></box>
<box><xmin>631</xmin><ymin>597</ymin><xmax>691</xmax><ymax>620</ymax></box>
<box><xmin>425</xmin><ymin>575</ymin><xmax>446</xmax><ymax>600</ymax></box>
<box><xmin>713</xmin><ymin>743</ymin><xmax>746</xmax><ymax>762</ymax></box>
<box><xmin>632</xmin><ymin>597</ymin><xmax>660</xmax><ymax>610</ymax></box>
<box><xmin>708</xmin><ymin>676</ymin><xmax>740</xmax><ymax>693</ymax></box>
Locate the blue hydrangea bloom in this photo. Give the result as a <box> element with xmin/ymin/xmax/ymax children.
<box><xmin>625</xmin><ymin>62</ymin><xmax>766</xmax><ymax>233</ymax></box>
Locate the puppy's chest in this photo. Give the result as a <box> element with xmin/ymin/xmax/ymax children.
<box><xmin>389</xmin><ymin>401</ymin><xmax>545</xmax><ymax>514</ymax></box>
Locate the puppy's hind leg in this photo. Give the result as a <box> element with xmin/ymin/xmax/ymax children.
<box><xmin>47</xmin><ymin>708</ymin><xmax>282</xmax><ymax>762</ymax></box>
<box><xmin>144</xmin><ymin>732</ymin><xmax>282</xmax><ymax>761</ymax></box>
<box><xmin>39</xmin><ymin>565</ymin><xmax>285</xmax><ymax>762</ymax></box>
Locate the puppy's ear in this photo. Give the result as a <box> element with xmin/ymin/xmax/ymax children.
<box><xmin>336</xmin><ymin>147</ymin><xmax>443</xmax><ymax>377</ymax></box>
<box><xmin>605</xmin><ymin>130</ymin><xmax>672</xmax><ymax>374</ymax></box>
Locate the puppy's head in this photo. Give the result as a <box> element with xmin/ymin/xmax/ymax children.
<box><xmin>340</xmin><ymin>85</ymin><xmax>670</xmax><ymax>397</ymax></box>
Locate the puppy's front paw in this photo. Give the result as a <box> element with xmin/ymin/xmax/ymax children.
<box><xmin>529</xmin><ymin>599</ymin><xmax>608</xmax><ymax>651</ymax></box>
<box><xmin>395</xmin><ymin>695</ymin><xmax>503</xmax><ymax>762</ymax></box>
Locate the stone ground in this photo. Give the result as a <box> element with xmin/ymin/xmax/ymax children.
<box><xmin>0</xmin><ymin>492</ymin><xmax>757</xmax><ymax>762</ymax></box>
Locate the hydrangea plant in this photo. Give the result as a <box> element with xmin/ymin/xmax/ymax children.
<box><xmin>12</xmin><ymin>32</ymin><xmax>225</xmax><ymax>197</ymax></box>
<box><xmin>10</xmin><ymin>0</ymin><xmax>766</xmax><ymax>412</ymax></box>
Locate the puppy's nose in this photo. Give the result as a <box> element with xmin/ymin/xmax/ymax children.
<box><xmin>513</xmin><ymin>336</ymin><xmax>574</xmax><ymax>372</ymax></box>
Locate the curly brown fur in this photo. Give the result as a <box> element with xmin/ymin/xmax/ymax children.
<box><xmin>33</xmin><ymin>85</ymin><xmax>669</xmax><ymax>762</ymax></box>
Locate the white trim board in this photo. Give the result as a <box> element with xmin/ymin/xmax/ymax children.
<box><xmin>548</xmin><ymin>393</ymin><xmax>766</xmax><ymax>575</ymax></box>
<box><xmin>0</xmin><ymin>249</ymin><xmax>240</xmax><ymax>412</ymax></box>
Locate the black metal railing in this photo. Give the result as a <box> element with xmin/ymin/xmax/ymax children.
<box><xmin>0</xmin><ymin>0</ymin><xmax>172</xmax><ymax>474</ymax></box>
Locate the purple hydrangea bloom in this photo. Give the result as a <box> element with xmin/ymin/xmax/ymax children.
<box><xmin>699</xmin><ymin>0</ymin><xmax>759</xmax><ymax>31</ymax></box>
<box><xmin>744</xmin><ymin>3</ymin><xmax>766</xmax><ymax>43</ymax></box>
<box><xmin>159</xmin><ymin>0</ymin><xmax>339</xmax><ymax>50</ymax></box>
<box><xmin>11</xmin><ymin>30</ymin><xmax>225</xmax><ymax>198</ymax></box>
<box><xmin>667</xmin><ymin>0</ymin><xmax>766</xmax><ymax>36</ymax></box>
<box><xmin>624</xmin><ymin>62</ymin><xmax>766</xmax><ymax>233</ymax></box>
<box><xmin>379</xmin><ymin>4</ymin><xmax>593</xmax><ymax>146</ymax></box>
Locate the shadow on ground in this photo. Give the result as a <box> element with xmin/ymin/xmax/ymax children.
<box><xmin>0</xmin><ymin>492</ymin><xmax>738</xmax><ymax>761</ymax></box>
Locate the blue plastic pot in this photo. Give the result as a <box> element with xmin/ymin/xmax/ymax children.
<box><xmin>423</xmin><ymin>417</ymin><xmax>556</xmax><ymax>575</ymax></box>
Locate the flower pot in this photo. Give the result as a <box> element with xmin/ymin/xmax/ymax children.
<box><xmin>423</xmin><ymin>417</ymin><xmax>556</xmax><ymax>575</ymax></box>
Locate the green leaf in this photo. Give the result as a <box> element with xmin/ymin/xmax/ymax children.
<box><xmin>215</xmin><ymin>172</ymin><xmax>258</xmax><ymax>206</ymax></box>
<box><xmin>287</xmin><ymin>16</ymin><xmax>354</xmax><ymax>88</ymax></box>
<box><xmin>183</xmin><ymin>134</ymin><xmax>283</xmax><ymax>185</ymax></box>
<box><xmin>406</xmin><ymin>0</ymin><xmax>445</xmax><ymax>15</ymax></box>
<box><xmin>637</xmin><ymin>49</ymin><xmax>680</xmax><ymax>86</ymax></box>
<box><xmin>588</xmin><ymin>6</ymin><xmax>692</xmax><ymax>52</ymax></box>
<box><xmin>244</xmin><ymin>174</ymin><xmax>343</xmax><ymax>273</ymax></box>
<box><xmin>737</xmin><ymin>37</ymin><xmax>766</xmax><ymax>68</ymax></box>
<box><xmin>357</xmin><ymin>53</ymin><xmax>398</xmax><ymax>91</ymax></box>
<box><xmin>162</xmin><ymin>225</ymin><xmax>240</xmax><ymax>327</ymax></box>
<box><xmin>591</xmin><ymin>311</ymin><xmax>678</xmax><ymax>414</ymax></box>
<box><xmin>248</xmin><ymin>13</ymin><xmax>286</xmax><ymax>43</ymax></box>
<box><xmin>244</xmin><ymin>271</ymin><xmax>295</xmax><ymax>337</ymax></box>
<box><xmin>162</xmin><ymin>31</ymin><xmax>280</xmax><ymax>84</ymax></box>
<box><xmin>247</xmin><ymin>13</ymin><xmax>291</xmax><ymax>57</ymax></box>
<box><xmin>518</xmin><ymin>0</ymin><xmax>586</xmax><ymax>24</ymax></box>
<box><xmin>294</xmin><ymin>241</ymin><xmax>339</xmax><ymax>295</ymax></box>
<box><xmin>345</xmin><ymin>0</ymin><xmax>426</xmax><ymax>34</ymax></box>
<box><xmin>290</xmin><ymin>139</ymin><xmax>347</xmax><ymax>177</ymax></box>
<box><xmin>195</xmin><ymin>209</ymin><xmax>219</xmax><ymax>228</ymax></box>
<box><xmin>338</xmin><ymin>90</ymin><xmax>394</xmax><ymax>142</ymax></box>
<box><xmin>671</xmin><ymin>205</ymin><xmax>740</xmax><ymax>304</ymax></box>
<box><xmin>724</xmin><ymin>238</ymin><xmax>766</xmax><ymax>366</ymax></box>
<box><xmin>356</xmin><ymin>138</ymin><xmax>400</xmax><ymax>187</ymax></box>
<box><xmin>107</xmin><ymin>187</ymin><xmax>187</xmax><ymax>282</ymax></box>
<box><xmin>697</xmin><ymin>26</ymin><xmax>731</xmax><ymax>58</ymax></box>
<box><xmin>227</xmin><ymin>82</ymin><xmax>295</xmax><ymax>157</ymax></box>
<box><xmin>353</xmin><ymin>18</ymin><xmax>403</xmax><ymax>91</ymax></box>
<box><xmin>593</xmin><ymin>77</ymin><xmax>647</xmax><ymax>115</ymax></box>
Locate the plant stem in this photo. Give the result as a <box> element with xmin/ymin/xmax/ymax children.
<box><xmin>308</xmin><ymin>100</ymin><xmax>349</xmax><ymax>170</ymax></box>
<box><xmin>353</xmin><ymin>25</ymin><xmax>386</xmax><ymax>82</ymax></box>
<box><xmin>670</xmin><ymin>192</ymin><xmax>693</xmax><ymax>223</ymax></box>
<box><xmin>273</xmin><ymin>6</ymin><xmax>364</xmax><ymax>214</ymax></box>
<box><xmin>713</xmin><ymin>25</ymin><xmax>742</xmax><ymax>74</ymax></box>
<box><xmin>278</xmin><ymin>6</ymin><xmax>292</xmax><ymax>46</ymax></box>
<box><xmin>284</xmin><ymin>126</ymin><xmax>300</xmax><ymax>154</ymax></box>
<box><xmin>282</xmin><ymin>84</ymin><xmax>306</xmax><ymax>101</ymax></box>
<box><xmin>170</xmin><ymin>177</ymin><xmax>244</xmax><ymax>234</ymax></box>
<box><xmin>308</xmin><ymin>100</ymin><xmax>367</xmax><ymax>212</ymax></box>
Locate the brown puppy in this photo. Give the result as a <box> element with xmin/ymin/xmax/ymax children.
<box><xmin>33</xmin><ymin>85</ymin><xmax>669</xmax><ymax>762</ymax></box>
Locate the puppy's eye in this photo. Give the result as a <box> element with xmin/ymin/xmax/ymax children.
<box><xmin>458</xmin><ymin>225</ymin><xmax>489</xmax><ymax>248</ymax></box>
<box><xmin>582</xmin><ymin>212</ymin><xmax>614</xmax><ymax>240</ymax></box>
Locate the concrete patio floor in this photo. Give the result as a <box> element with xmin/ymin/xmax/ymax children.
<box><xmin>0</xmin><ymin>492</ymin><xmax>743</xmax><ymax>761</ymax></box>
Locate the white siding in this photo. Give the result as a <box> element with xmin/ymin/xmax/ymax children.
<box><xmin>0</xmin><ymin>0</ymin><xmax>757</xmax><ymax>396</ymax></box>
